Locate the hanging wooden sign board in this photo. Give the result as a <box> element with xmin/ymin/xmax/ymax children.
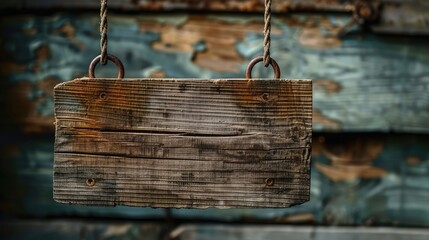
<box><xmin>53</xmin><ymin>78</ymin><xmax>312</xmax><ymax>208</ymax></box>
<box><xmin>53</xmin><ymin>0</ymin><xmax>312</xmax><ymax>208</ymax></box>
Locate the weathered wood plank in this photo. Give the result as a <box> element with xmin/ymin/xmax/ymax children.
<box><xmin>3</xmin><ymin>0</ymin><xmax>429</xmax><ymax>36</ymax></box>
<box><xmin>53</xmin><ymin>78</ymin><xmax>312</xmax><ymax>208</ymax></box>
<box><xmin>171</xmin><ymin>224</ymin><xmax>429</xmax><ymax>240</ymax></box>
<box><xmin>374</xmin><ymin>1</ymin><xmax>429</xmax><ymax>35</ymax></box>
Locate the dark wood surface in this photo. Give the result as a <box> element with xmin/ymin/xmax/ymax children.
<box><xmin>2</xmin><ymin>0</ymin><xmax>428</xmax><ymax>36</ymax></box>
<box><xmin>53</xmin><ymin>78</ymin><xmax>312</xmax><ymax>208</ymax></box>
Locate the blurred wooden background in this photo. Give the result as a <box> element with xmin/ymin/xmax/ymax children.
<box><xmin>0</xmin><ymin>0</ymin><xmax>429</xmax><ymax>239</ymax></box>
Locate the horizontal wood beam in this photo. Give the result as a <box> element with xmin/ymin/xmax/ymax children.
<box><xmin>172</xmin><ymin>224</ymin><xmax>429</xmax><ymax>240</ymax></box>
<box><xmin>2</xmin><ymin>1</ymin><xmax>428</xmax><ymax>36</ymax></box>
<box><xmin>0</xmin><ymin>0</ymin><xmax>355</xmax><ymax>12</ymax></box>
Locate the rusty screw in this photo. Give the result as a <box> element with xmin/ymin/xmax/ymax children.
<box><xmin>265</xmin><ymin>178</ymin><xmax>274</xmax><ymax>186</ymax></box>
<box><xmin>358</xmin><ymin>6</ymin><xmax>372</xmax><ymax>18</ymax></box>
<box><xmin>99</xmin><ymin>92</ymin><xmax>107</xmax><ymax>99</ymax></box>
<box><xmin>86</xmin><ymin>178</ymin><xmax>96</xmax><ymax>187</ymax></box>
<box><xmin>354</xmin><ymin>1</ymin><xmax>379</xmax><ymax>24</ymax></box>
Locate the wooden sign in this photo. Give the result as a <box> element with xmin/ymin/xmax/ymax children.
<box><xmin>53</xmin><ymin>78</ymin><xmax>312</xmax><ymax>208</ymax></box>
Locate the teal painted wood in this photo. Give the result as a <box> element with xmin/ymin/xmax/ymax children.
<box><xmin>1</xmin><ymin>14</ymin><xmax>429</xmax><ymax>133</ymax></box>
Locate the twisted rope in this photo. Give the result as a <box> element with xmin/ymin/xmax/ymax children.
<box><xmin>263</xmin><ymin>0</ymin><xmax>272</xmax><ymax>67</ymax></box>
<box><xmin>100</xmin><ymin>0</ymin><xmax>108</xmax><ymax>65</ymax></box>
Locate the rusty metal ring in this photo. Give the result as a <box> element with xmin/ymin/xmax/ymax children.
<box><xmin>246</xmin><ymin>56</ymin><xmax>281</xmax><ymax>79</ymax></box>
<box><xmin>88</xmin><ymin>54</ymin><xmax>125</xmax><ymax>79</ymax></box>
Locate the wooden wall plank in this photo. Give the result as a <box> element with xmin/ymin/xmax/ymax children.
<box><xmin>53</xmin><ymin>78</ymin><xmax>312</xmax><ymax>208</ymax></box>
<box><xmin>2</xmin><ymin>1</ymin><xmax>428</xmax><ymax>35</ymax></box>
<box><xmin>374</xmin><ymin>1</ymin><xmax>429</xmax><ymax>35</ymax></box>
<box><xmin>171</xmin><ymin>224</ymin><xmax>429</xmax><ymax>240</ymax></box>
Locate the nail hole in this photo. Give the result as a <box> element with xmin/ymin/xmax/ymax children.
<box><xmin>86</xmin><ymin>178</ymin><xmax>95</xmax><ymax>187</ymax></box>
<box><xmin>265</xmin><ymin>178</ymin><xmax>274</xmax><ymax>186</ymax></box>
<box><xmin>99</xmin><ymin>92</ymin><xmax>107</xmax><ymax>99</ymax></box>
<box><xmin>262</xmin><ymin>93</ymin><xmax>269</xmax><ymax>101</ymax></box>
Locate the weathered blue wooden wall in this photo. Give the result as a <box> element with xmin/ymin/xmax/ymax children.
<box><xmin>0</xmin><ymin>2</ymin><xmax>429</xmax><ymax>239</ymax></box>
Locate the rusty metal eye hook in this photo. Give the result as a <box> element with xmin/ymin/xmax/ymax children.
<box><xmin>246</xmin><ymin>56</ymin><xmax>281</xmax><ymax>79</ymax></box>
<box><xmin>88</xmin><ymin>54</ymin><xmax>125</xmax><ymax>79</ymax></box>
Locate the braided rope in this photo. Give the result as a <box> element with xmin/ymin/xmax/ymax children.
<box><xmin>100</xmin><ymin>0</ymin><xmax>108</xmax><ymax>65</ymax></box>
<box><xmin>263</xmin><ymin>0</ymin><xmax>272</xmax><ymax>67</ymax></box>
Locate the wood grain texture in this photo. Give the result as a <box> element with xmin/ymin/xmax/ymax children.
<box><xmin>53</xmin><ymin>78</ymin><xmax>312</xmax><ymax>208</ymax></box>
